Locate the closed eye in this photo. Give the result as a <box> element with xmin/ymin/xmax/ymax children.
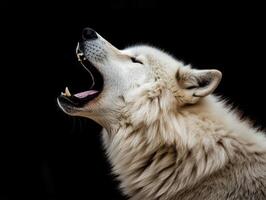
<box><xmin>130</xmin><ymin>57</ymin><xmax>143</xmax><ymax>65</ymax></box>
<box><xmin>186</xmin><ymin>85</ymin><xmax>198</xmax><ymax>90</ymax></box>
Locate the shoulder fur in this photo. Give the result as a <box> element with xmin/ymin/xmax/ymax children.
<box><xmin>102</xmin><ymin>82</ymin><xmax>266</xmax><ymax>200</ymax></box>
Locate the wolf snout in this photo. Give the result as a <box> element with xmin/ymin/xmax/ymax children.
<box><xmin>82</xmin><ymin>27</ymin><xmax>98</xmax><ymax>41</ymax></box>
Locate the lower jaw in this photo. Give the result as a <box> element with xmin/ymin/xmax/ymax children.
<box><xmin>58</xmin><ymin>90</ymin><xmax>100</xmax><ymax>107</ymax></box>
<box><xmin>57</xmin><ymin>98</ymin><xmax>75</xmax><ymax>113</ymax></box>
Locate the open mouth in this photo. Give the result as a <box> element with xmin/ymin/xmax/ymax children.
<box><xmin>58</xmin><ymin>43</ymin><xmax>104</xmax><ymax>108</ymax></box>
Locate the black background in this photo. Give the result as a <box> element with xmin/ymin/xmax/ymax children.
<box><xmin>2</xmin><ymin>1</ymin><xmax>265</xmax><ymax>199</ymax></box>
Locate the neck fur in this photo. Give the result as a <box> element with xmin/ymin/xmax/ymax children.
<box><xmin>101</xmin><ymin>90</ymin><xmax>266</xmax><ymax>199</ymax></box>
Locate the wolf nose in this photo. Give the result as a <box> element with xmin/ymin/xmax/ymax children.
<box><xmin>82</xmin><ymin>27</ymin><xmax>98</xmax><ymax>41</ymax></box>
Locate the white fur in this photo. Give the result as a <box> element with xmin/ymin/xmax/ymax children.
<box><xmin>59</xmin><ymin>31</ymin><xmax>266</xmax><ymax>200</ymax></box>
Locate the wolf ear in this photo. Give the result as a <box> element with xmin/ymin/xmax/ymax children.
<box><xmin>177</xmin><ymin>68</ymin><xmax>222</xmax><ymax>103</ymax></box>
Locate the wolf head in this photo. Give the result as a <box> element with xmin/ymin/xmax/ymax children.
<box><xmin>57</xmin><ymin>28</ymin><xmax>222</xmax><ymax>131</ymax></box>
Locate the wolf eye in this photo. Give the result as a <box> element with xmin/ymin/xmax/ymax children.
<box><xmin>186</xmin><ymin>85</ymin><xmax>198</xmax><ymax>90</ymax></box>
<box><xmin>130</xmin><ymin>57</ymin><xmax>143</xmax><ymax>65</ymax></box>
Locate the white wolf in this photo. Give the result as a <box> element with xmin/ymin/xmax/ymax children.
<box><xmin>57</xmin><ymin>28</ymin><xmax>266</xmax><ymax>200</ymax></box>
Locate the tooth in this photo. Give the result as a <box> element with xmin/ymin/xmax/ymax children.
<box><xmin>61</xmin><ymin>92</ymin><xmax>65</xmax><ymax>96</ymax></box>
<box><xmin>65</xmin><ymin>87</ymin><xmax>71</xmax><ymax>96</ymax></box>
<box><xmin>77</xmin><ymin>53</ymin><xmax>83</xmax><ymax>61</ymax></box>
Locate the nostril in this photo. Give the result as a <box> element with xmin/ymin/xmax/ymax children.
<box><xmin>82</xmin><ymin>27</ymin><xmax>98</xmax><ymax>41</ymax></box>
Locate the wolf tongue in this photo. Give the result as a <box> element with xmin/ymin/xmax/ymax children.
<box><xmin>74</xmin><ymin>90</ymin><xmax>98</xmax><ymax>99</ymax></box>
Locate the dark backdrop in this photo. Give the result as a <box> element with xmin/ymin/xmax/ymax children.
<box><xmin>2</xmin><ymin>1</ymin><xmax>265</xmax><ymax>200</ymax></box>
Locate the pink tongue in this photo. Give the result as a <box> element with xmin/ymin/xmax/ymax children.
<box><xmin>74</xmin><ymin>90</ymin><xmax>98</xmax><ymax>99</ymax></box>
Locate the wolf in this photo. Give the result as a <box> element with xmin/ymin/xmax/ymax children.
<box><xmin>57</xmin><ymin>28</ymin><xmax>266</xmax><ymax>200</ymax></box>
